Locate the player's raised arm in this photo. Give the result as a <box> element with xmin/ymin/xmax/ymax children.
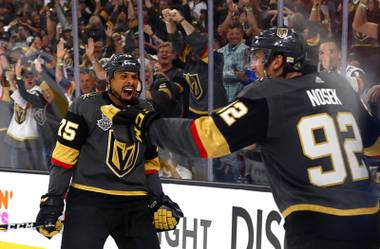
<box><xmin>111</xmin><ymin>96</ymin><xmax>268</xmax><ymax>159</ymax></box>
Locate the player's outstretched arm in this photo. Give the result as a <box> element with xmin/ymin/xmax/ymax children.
<box><xmin>149</xmin><ymin>98</ymin><xmax>269</xmax><ymax>158</ymax></box>
<box><xmin>107</xmin><ymin>97</ymin><xmax>268</xmax><ymax>159</ymax></box>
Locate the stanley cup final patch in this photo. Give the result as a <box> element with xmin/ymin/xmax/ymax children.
<box><xmin>276</xmin><ymin>28</ymin><xmax>289</xmax><ymax>39</ymax></box>
<box><xmin>97</xmin><ymin>113</ymin><xmax>112</xmax><ymax>131</ymax></box>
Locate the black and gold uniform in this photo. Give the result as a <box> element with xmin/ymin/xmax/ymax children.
<box><xmin>148</xmin><ymin>70</ymin><xmax>380</xmax><ymax>248</ymax></box>
<box><xmin>170</xmin><ymin>30</ymin><xmax>228</xmax><ymax>118</ymax></box>
<box><xmin>109</xmin><ymin>28</ymin><xmax>378</xmax><ymax>249</ymax></box>
<box><xmin>47</xmin><ymin>92</ymin><xmax>161</xmax><ymax>249</ymax></box>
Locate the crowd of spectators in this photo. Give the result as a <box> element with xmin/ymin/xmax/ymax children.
<box><xmin>0</xmin><ymin>0</ymin><xmax>379</xmax><ymax>184</ymax></box>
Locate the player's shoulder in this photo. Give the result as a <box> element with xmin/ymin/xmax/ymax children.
<box><xmin>76</xmin><ymin>92</ymin><xmax>104</xmax><ymax>104</ymax></box>
<box><xmin>238</xmin><ymin>72</ymin><xmax>349</xmax><ymax>101</ymax></box>
<box><xmin>70</xmin><ymin>92</ymin><xmax>105</xmax><ymax>113</ymax></box>
<box><xmin>236</xmin><ymin>75</ymin><xmax>304</xmax><ymax>100</ymax></box>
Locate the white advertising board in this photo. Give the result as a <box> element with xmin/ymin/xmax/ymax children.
<box><xmin>0</xmin><ymin>171</ymin><xmax>285</xmax><ymax>249</ymax></box>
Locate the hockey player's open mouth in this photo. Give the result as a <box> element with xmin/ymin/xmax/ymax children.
<box><xmin>121</xmin><ymin>86</ymin><xmax>135</xmax><ymax>99</ymax></box>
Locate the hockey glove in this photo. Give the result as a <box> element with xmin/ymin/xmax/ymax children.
<box><xmin>101</xmin><ymin>105</ymin><xmax>133</xmax><ymax>144</ymax></box>
<box><xmin>36</xmin><ymin>194</ymin><xmax>64</xmax><ymax>239</ymax></box>
<box><xmin>150</xmin><ymin>194</ymin><xmax>183</xmax><ymax>232</ymax></box>
<box><xmin>112</xmin><ymin>107</ymin><xmax>160</xmax><ymax>146</ymax></box>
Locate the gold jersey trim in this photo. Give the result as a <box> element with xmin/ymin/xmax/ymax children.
<box><xmin>52</xmin><ymin>141</ymin><xmax>80</xmax><ymax>166</ymax></box>
<box><xmin>364</xmin><ymin>137</ymin><xmax>380</xmax><ymax>157</ymax></box>
<box><xmin>0</xmin><ymin>241</ymin><xmax>44</xmax><ymax>249</ymax></box>
<box><xmin>158</xmin><ymin>88</ymin><xmax>172</xmax><ymax>99</ymax></box>
<box><xmin>144</xmin><ymin>157</ymin><xmax>161</xmax><ymax>172</ymax></box>
<box><xmin>71</xmin><ymin>183</ymin><xmax>148</xmax><ymax>196</ymax></box>
<box><xmin>189</xmin><ymin>106</ymin><xmax>223</xmax><ymax>115</ymax></box>
<box><xmin>194</xmin><ymin>116</ymin><xmax>231</xmax><ymax>157</ymax></box>
<box><xmin>5</xmin><ymin>131</ymin><xmax>39</xmax><ymax>141</ymax></box>
<box><xmin>282</xmin><ymin>202</ymin><xmax>380</xmax><ymax>218</ymax></box>
<box><xmin>174</xmin><ymin>82</ymin><xmax>184</xmax><ymax>93</ymax></box>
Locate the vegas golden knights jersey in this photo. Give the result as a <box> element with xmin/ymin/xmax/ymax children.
<box><xmin>51</xmin><ymin>92</ymin><xmax>160</xmax><ymax>196</ymax></box>
<box><xmin>170</xmin><ymin>31</ymin><xmax>228</xmax><ymax>117</ymax></box>
<box><xmin>149</xmin><ymin>72</ymin><xmax>380</xmax><ymax>236</ymax></box>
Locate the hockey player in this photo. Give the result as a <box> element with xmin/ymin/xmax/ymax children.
<box><xmin>35</xmin><ymin>54</ymin><xmax>183</xmax><ymax>249</ymax></box>
<box><xmin>111</xmin><ymin>27</ymin><xmax>380</xmax><ymax>249</ymax></box>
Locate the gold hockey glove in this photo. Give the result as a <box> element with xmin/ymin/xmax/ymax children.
<box><xmin>151</xmin><ymin>194</ymin><xmax>183</xmax><ymax>232</ymax></box>
<box><xmin>154</xmin><ymin>207</ymin><xmax>178</xmax><ymax>231</ymax></box>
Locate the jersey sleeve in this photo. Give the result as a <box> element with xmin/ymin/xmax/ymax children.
<box><xmin>51</xmin><ymin>101</ymin><xmax>89</xmax><ymax>169</ymax></box>
<box><xmin>149</xmin><ymin>97</ymin><xmax>268</xmax><ymax>158</ymax></box>
<box><xmin>184</xmin><ymin>31</ymin><xmax>208</xmax><ymax>63</ymax></box>
<box><xmin>144</xmin><ymin>146</ymin><xmax>160</xmax><ymax>174</ymax></box>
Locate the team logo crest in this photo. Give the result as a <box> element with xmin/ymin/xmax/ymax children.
<box><xmin>15</xmin><ymin>104</ymin><xmax>27</xmax><ymax>124</ymax></box>
<box><xmin>34</xmin><ymin>108</ymin><xmax>47</xmax><ymax>125</ymax></box>
<box><xmin>276</xmin><ymin>28</ymin><xmax>289</xmax><ymax>39</ymax></box>
<box><xmin>97</xmin><ymin>113</ymin><xmax>112</xmax><ymax>131</ymax></box>
<box><xmin>185</xmin><ymin>73</ymin><xmax>203</xmax><ymax>100</ymax></box>
<box><xmin>106</xmin><ymin>130</ymin><xmax>139</xmax><ymax>177</ymax></box>
<box><xmin>353</xmin><ymin>31</ymin><xmax>369</xmax><ymax>42</ymax></box>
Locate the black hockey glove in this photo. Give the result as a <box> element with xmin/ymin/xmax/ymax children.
<box><xmin>112</xmin><ymin>107</ymin><xmax>160</xmax><ymax>146</ymax></box>
<box><xmin>149</xmin><ymin>194</ymin><xmax>184</xmax><ymax>232</ymax></box>
<box><xmin>36</xmin><ymin>194</ymin><xmax>64</xmax><ymax>239</ymax></box>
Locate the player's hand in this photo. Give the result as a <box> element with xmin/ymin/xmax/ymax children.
<box><xmin>150</xmin><ymin>195</ymin><xmax>183</xmax><ymax>232</ymax></box>
<box><xmin>35</xmin><ymin>194</ymin><xmax>64</xmax><ymax>239</ymax></box>
<box><xmin>162</xmin><ymin>8</ymin><xmax>173</xmax><ymax>23</ymax></box>
<box><xmin>101</xmin><ymin>104</ymin><xmax>133</xmax><ymax>144</ymax></box>
<box><xmin>169</xmin><ymin>9</ymin><xmax>183</xmax><ymax>23</ymax></box>
<box><xmin>101</xmin><ymin>104</ymin><xmax>160</xmax><ymax>145</ymax></box>
<box><xmin>113</xmin><ymin>107</ymin><xmax>160</xmax><ymax>145</ymax></box>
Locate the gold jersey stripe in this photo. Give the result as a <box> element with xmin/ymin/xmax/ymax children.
<box><xmin>158</xmin><ymin>88</ymin><xmax>172</xmax><ymax>99</ymax></box>
<box><xmin>5</xmin><ymin>131</ymin><xmax>39</xmax><ymax>141</ymax></box>
<box><xmin>174</xmin><ymin>83</ymin><xmax>184</xmax><ymax>93</ymax></box>
<box><xmin>144</xmin><ymin>157</ymin><xmax>161</xmax><ymax>172</ymax></box>
<box><xmin>100</xmin><ymin>104</ymin><xmax>121</xmax><ymax>121</ymax></box>
<box><xmin>193</xmin><ymin>116</ymin><xmax>231</xmax><ymax>158</ymax></box>
<box><xmin>71</xmin><ymin>183</ymin><xmax>148</xmax><ymax>196</ymax></box>
<box><xmin>364</xmin><ymin>137</ymin><xmax>380</xmax><ymax>157</ymax></box>
<box><xmin>188</xmin><ymin>106</ymin><xmax>223</xmax><ymax>115</ymax></box>
<box><xmin>282</xmin><ymin>202</ymin><xmax>379</xmax><ymax>218</ymax></box>
<box><xmin>52</xmin><ymin>141</ymin><xmax>80</xmax><ymax>166</ymax></box>
<box><xmin>0</xmin><ymin>241</ymin><xmax>44</xmax><ymax>249</ymax></box>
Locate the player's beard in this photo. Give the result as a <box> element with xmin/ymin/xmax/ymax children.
<box><xmin>109</xmin><ymin>85</ymin><xmax>138</xmax><ymax>107</ymax></box>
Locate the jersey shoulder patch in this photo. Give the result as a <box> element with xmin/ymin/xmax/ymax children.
<box><xmin>80</xmin><ymin>92</ymin><xmax>98</xmax><ymax>100</ymax></box>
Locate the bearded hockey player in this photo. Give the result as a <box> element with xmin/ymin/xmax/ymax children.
<box><xmin>35</xmin><ymin>54</ymin><xmax>183</xmax><ymax>249</ymax></box>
